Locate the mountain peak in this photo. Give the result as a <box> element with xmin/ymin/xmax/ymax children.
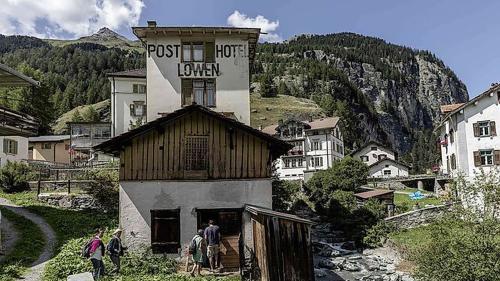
<box><xmin>79</xmin><ymin>27</ymin><xmax>129</xmax><ymax>42</ymax></box>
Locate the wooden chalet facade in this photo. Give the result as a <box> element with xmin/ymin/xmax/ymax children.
<box><xmin>96</xmin><ymin>104</ymin><xmax>314</xmax><ymax>280</ymax></box>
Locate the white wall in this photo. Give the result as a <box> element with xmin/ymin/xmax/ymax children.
<box><xmin>369</xmin><ymin>160</ymin><xmax>409</xmax><ymax>178</ymax></box>
<box><xmin>0</xmin><ymin>136</ymin><xmax>28</xmax><ymax>166</ymax></box>
<box><xmin>110</xmin><ymin>77</ymin><xmax>147</xmax><ymax>136</ymax></box>
<box><xmin>119</xmin><ymin>179</ymin><xmax>272</xmax><ymax>252</ymax></box>
<box><xmin>145</xmin><ymin>36</ymin><xmax>251</xmax><ymax>125</ymax></box>
<box><xmin>353</xmin><ymin>144</ymin><xmax>396</xmax><ymax>166</ymax></box>
<box><xmin>439</xmin><ymin>93</ymin><xmax>500</xmax><ymax>177</ymax></box>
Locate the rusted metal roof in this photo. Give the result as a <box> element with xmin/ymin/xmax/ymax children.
<box><xmin>245</xmin><ymin>204</ymin><xmax>314</xmax><ymax>225</ymax></box>
<box><xmin>354</xmin><ymin>189</ymin><xmax>394</xmax><ymax>199</ymax></box>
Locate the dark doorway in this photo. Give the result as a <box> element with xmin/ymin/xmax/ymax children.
<box><xmin>196</xmin><ymin>208</ymin><xmax>242</xmax><ymax>271</ymax></box>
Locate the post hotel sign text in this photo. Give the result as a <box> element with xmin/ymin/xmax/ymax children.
<box><xmin>147</xmin><ymin>44</ymin><xmax>248</xmax><ymax>78</ymax></box>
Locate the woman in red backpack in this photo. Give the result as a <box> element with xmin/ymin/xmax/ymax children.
<box><xmin>89</xmin><ymin>228</ymin><xmax>105</xmax><ymax>280</ymax></box>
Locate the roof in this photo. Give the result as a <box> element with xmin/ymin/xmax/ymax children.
<box><xmin>0</xmin><ymin>63</ymin><xmax>40</xmax><ymax>87</ymax></box>
<box><xmin>436</xmin><ymin>83</ymin><xmax>500</xmax><ymax>129</ymax></box>
<box><xmin>0</xmin><ymin>105</ymin><xmax>39</xmax><ymax>137</ymax></box>
<box><xmin>29</xmin><ymin>135</ymin><xmax>70</xmax><ymax>142</ymax></box>
<box><xmin>95</xmin><ymin>104</ymin><xmax>292</xmax><ymax>157</ymax></box>
<box><xmin>354</xmin><ymin>189</ymin><xmax>394</xmax><ymax>200</ymax></box>
<box><xmin>261</xmin><ymin>117</ymin><xmax>340</xmax><ymax>136</ymax></box>
<box><xmin>368</xmin><ymin>158</ymin><xmax>411</xmax><ymax>169</ymax></box>
<box><xmin>349</xmin><ymin>140</ymin><xmax>394</xmax><ymax>157</ymax></box>
<box><xmin>440</xmin><ymin>103</ymin><xmax>464</xmax><ymax>114</ymax></box>
<box><xmin>107</xmin><ymin>68</ymin><xmax>146</xmax><ymax>78</ymax></box>
<box><xmin>245</xmin><ymin>204</ymin><xmax>314</xmax><ymax>225</ymax></box>
<box><xmin>132</xmin><ymin>26</ymin><xmax>261</xmax><ymax>66</ymax></box>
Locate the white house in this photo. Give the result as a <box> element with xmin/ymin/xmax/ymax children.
<box><xmin>351</xmin><ymin>141</ymin><xmax>409</xmax><ymax>178</ymax></box>
<box><xmin>133</xmin><ymin>22</ymin><xmax>259</xmax><ymax>126</ymax></box>
<box><xmin>108</xmin><ymin>69</ymin><xmax>147</xmax><ymax>137</ymax></box>
<box><xmin>437</xmin><ymin>83</ymin><xmax>500</xmax><ymax>177</ymax></box>
<box><xmin>0</xmin><ymin>136</ymin><xmax>29</xmax><ymax>166</ymax></box>
<box><xmin>262</xmin><ymin>117</ymin><xmax>344</xmax><ymax>180</ymax></box>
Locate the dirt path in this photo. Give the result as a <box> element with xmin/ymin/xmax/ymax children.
<box><xmin>0</xmin><ymin>197</ymin><xmax>56</xmax><ymax>281</ymax></box>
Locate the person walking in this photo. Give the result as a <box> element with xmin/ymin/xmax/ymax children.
<box><xmin>89</xmin><ymin>228</ymin><xmax>106</xmax><ymax>280</ymax></box>
<box><xmin>204</xmin><ymin>220</ymin><xmax>221</xmax><ymax>271</ymax></box>
<box><xmin>190</xmin><ymin>229</ymin><xmax>206</xmax><ymax>277</ymax></box>
<box><xmin>107</xmin><ymin>228</ymin><xmax>125</xmax><ymax>274</ymax></box>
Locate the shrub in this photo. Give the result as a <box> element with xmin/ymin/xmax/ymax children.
<box><xmin>272</xmin><ymin>180</ymin><xmax>301</xmax><ymax>211</ymax></box>
<box><xmin>0</xmin><ymin>161</ymin><xmax>33</xmax><ymax>193</ymax></box>
<box><xmin>83</xmin><ymin>168</ymin><xmax>119</xmax><ymax>210</ymax></box>
<box><xmin>363</xmin><ymin>221</ymin><xmax>395</xmax><ymax>248</ymax></box>
<box><xmin>323</xmin><ymin>190</ymin><xmax>357</xmax><ymax>219</ymax></box>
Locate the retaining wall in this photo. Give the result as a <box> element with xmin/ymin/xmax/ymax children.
<box><xmin>385</xmin><ymin>203</ymin><xmax>454</xmax><ymax>230</ymax></box>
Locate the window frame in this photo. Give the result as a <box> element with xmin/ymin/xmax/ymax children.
<box><xmin>184</xmin><ymin>135</ymin><xmax>209</xmax><ymax>172</ymax></box>
<box><xmin>478</xmin><ymin>121</ymin><xmax>491</xmax><ymax>137</ymax></box>
<box><xmin>3</xmin><ymin>138</ymin><xmax>18</xmax><ymax>155</ymax></box>
<box><xmin>181</xmin><ymin>79</ymin><xmax>216</xmax><ymax>108</ymax></box>
<box><xmin>150</xmin><ymin>209</ymin><xmax>181</xmax><ymax>254</ymax></box>
<box><xmin>42</xmin><ymin>143</ymin><xmax>52</xmax><ymax>150</ymax></box>
<box><xmin>383</xmin><ymin>170</ymin><xmax>392</xmax><ymax>176</ymax></box>
<box><xmin>480</xmin><ymin>150</ymin><xmax>494</xmax><ymax>166</ymax></box>
<box><xmin>181</xmin><ymin>41</ymin><xmax>215</xmax><ymax>63</ymax></box>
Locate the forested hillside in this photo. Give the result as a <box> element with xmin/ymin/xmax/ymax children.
<box><xmin>0</xmin><ymin>34</ymin><xmax>144</xmax><ymax>133</ymax></box>
<box><xmin>253</xmin><ymin>33</ymin><xmax>468</xmax><ymax>171</ymax></box>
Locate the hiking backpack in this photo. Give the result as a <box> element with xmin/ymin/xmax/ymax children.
<box><xmin>188</xmin><ymin>238</ymin><xmax>197</xmax><ymax>255</ymax></box>
<box><xmin>82</xmin><ymin>239</ymin><xmax>93</xmax><ymax>258</ymax></box>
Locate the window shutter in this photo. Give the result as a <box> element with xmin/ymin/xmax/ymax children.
<box><xmin>151</xmin><ymin>209</ymin><xmax>180</xmax><ymax>254</ymax></box>
<box><xmin>129</xmin><ymin>104</ymin><xmax>135</xmax><ymax>116</ymax></box>
<box><xmin>490</xmin><ymin>121</ymin><xmax>497</xmax><ymax>136</ymax></box>
<box><xmin>13</xmin><ymin>141</ymin><xmax>18</xmax><ymax>155</ymax></box>
<box><xmin>2</xmin><ymin>139</ymin><xmax>7</xmax><ymax>153</ymax></box>
<box><xmin>205</xmin><ymin>41</ymin><xmax>215</xmax><ymax>63</ymax></box>
<box><xmin>473</xmin><ymin>123</ymin><xmax>480</xmax><ymax>137</ymax></box>
<box><xmin>143</xmin><ymin>104</ymin><xmax>147</xmax><ymax>116</ymax></box>
<box><xmin>473</xmin><ymin>151</ymin><xmax>481</xmax><ymax>167</ymax></box>
<box><xmin>495</xmin><ymin>150</ymin><xmax>500</xmax><ymax>165</ymax></box>
<box><xmin>181</xmin><ymin>79</ymin><xmax>193</xmax><ymax>106</ymax></box>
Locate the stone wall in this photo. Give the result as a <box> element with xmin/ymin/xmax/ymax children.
<box><xmin>385</xmin><ymin>203</ymin><xmax>454</xmax><ymax>230</ymax></box>
<box><xmin>37</xmin><ymin>194</ymin><xmax>101</xmax><ymax>210</ymax></box>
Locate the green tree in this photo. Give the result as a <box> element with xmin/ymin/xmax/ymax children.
<box><xmin>82</xmin><ymin>105</ymin><xmax>100</xmax><ymax>122</ymax></box>
<box><xmin>259</xmin><ymin>74</ymin><xmax>277</xmax><ymax>97</ymax></box>
<box><xmin>277</xmin><ymin>80</ymin><xmax>288</xmax><ymax>96</ymax></box>
<box><xmin>71</xmin><ymin>109</ymin><xmax>83</xmax><ymax>122</ymax></box>
<box><xmin>272</xmin><ymin>180</ymin><xmax>301</xmax><ymax>211</ymax></box>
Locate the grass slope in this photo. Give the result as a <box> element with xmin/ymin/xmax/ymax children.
<box><xmin>250</xmin><ymin>93</ymin><xmax>325</xmax><ymax>129</ymax></box>
<box><xmin>52</xmin><ymin>99</ymin><xmax>110</xmax><ymax>134</ymax></box>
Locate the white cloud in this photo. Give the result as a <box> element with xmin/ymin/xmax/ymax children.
<box><xmin>0</xmin><ymin>0</ymin><xmax>144</xmax><ymax>39</ymax></box>
<box><xmin>227</xmin><ymin>10</ymin><xmax>282</xmax><ymax>43</ymax></box>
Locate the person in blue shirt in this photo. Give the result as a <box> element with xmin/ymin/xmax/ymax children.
<box><xmin>204</xmin><ymin>220</ymin><xmax>221</xmax><ymax>271</ymax></box>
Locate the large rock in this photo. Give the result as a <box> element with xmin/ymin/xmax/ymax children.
<box><xmin>67</xmin><ymin>272</ymin><xmax>93</xmax><ymax>281</ymax></box>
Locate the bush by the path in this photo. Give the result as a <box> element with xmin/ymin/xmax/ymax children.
<box><xmin>0</xmin><ymin>161</ymin><xmax>34</xmax><ymax>193</ymax></box>
<box><xmin>0</xmin><ymin>207</ymin><xmax>45</xmax><ymax>281</ymax></box>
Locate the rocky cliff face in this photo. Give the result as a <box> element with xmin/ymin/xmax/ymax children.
<box><xmin>257</xmin><ymin>33</ymin><xmax>469</xmax><ymax>153</ymax></box>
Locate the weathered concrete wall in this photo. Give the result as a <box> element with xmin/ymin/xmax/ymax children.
<box><xmin>385</xmin><ymin>203</ymin><xmax>454</xmax><ymax>230</ymax></box>
<box><xmin>119</xmin><ymin>179</ymin><xmax>272</xmax><ymax>252</ymax></box>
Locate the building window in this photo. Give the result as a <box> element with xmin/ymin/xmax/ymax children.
<box><xmin>132</xmin><ymin>84</ymin><xmax>146</xmax><ymax>94</ymax></box>
<box><xmin>284</xmin><ymin>159</ymin><xmax>290</xmax><ymax>168</ymax></box>
<box><xmin>480</xmin><ymin>150</ymin><xmax>494</xmax><ymax>166</ymax></box>
<box><xmin>130</xmin><ymin>101</ymin><xmax>146</xmax><ymax>117</ymax></box>
<box><xmin>42</xmin><ymin>143</ymin><xmax>52</xmax><ymax>149</ymax></box>
<box><xmin>297</xmin><ymin>127</ymin><xmax>303</xmax><ymax>136</ymax></box>
<box><xmin>181</xmin><ymin>79</ymin><xmax>216</xmax><ymax>107</ymax></box>
<box><xmin>181</xmin><ymin>42</ymin><xmax>215</xmax><ymax>63</ymax></box>
<box><xmin>383</xmin><ymin>170</ymin><xmax>392</xmax><ymax>176</ymax></box>
<box><xmin>378</xmin><ymin>154</ymin><xmax>387</xmax><ymax>160</ymax></box>
<box><xmin>151</xmin><ymin>209</ymin><xmax>180</xmax><ymax>254</ymax></box>
<box><xmin>312</xmin><ymin>140</ymin><xmax>322</xmax><ymax>150</ymax></box>
<box><xmin>479</xmin><ymin>121</ymin><xmax>490</xmax><ymax>137</ymax></box>
<box><xmin>474</xmin><ymin>121</ymin><xmax>497</xmax><ymax>137</ymax></box>
<box><xmin>361</xmin><ymin>156</ymin><xmax>369</xmax><ymax>162</ymax></box>
<box><xmin>371</xmin><ymin>146</ymin><xmax>378</xmax><ymax>151</ymax></box>
<box><xmin>3</xmin><ymin>139</ymin><xmax>18</xmax><ymax>155</ymax></box>
<box><xmin>291</xmin><ymin>159</ymin><xmax>297</xmax><ymax>168</ymax></box>
<box><xmin>313</xmin><ymin>157</ymin><xmax>323</xmax><ymax>167</ymax></box>
<box><xmin>184</xmin><ymin>136</ymin><xmax>208</xmax><ymax>171</ymax></box>
<box><xmin>298</xmin><ymin>158</ymin><xmax>303</xmax><ymax>167</ymax></box>
<box><xmin>450</xmin><ymin>154</ymin><xmax>457</xmax><ymax>169</ymax></box>
<box><xmin>93</xmin><ymin>127</ymin><xmax>111</xmax><ymax>139</ymax></box>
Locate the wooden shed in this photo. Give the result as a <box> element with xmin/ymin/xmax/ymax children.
<box><xmin>245</xmin><ymin>205</ymin><xmax>315</xmax><ymax>281</ymax></box>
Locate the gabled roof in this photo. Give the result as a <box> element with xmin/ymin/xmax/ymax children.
<box><xmin>261</xmin><ymin>116</ymin><xmax>339</xmax><ymax>136</ymax></box>
<box><xmin>440</xmin><ymin>103</ymin><xmax>464</xmax><ymax>114</ymax></box>
<box><xmin>95</xmin><ymin>104</ymin><xmax>292</xmax><ymax>157</ymax></box>
<box><xmin>349</xmin><ymin>140</ymin><xmax>394</xmax><ymax>157</ymax></box>
<box><xmin>437</xmin><ymin>83</ymin><xmax>500</xmax><ymax>129</ymax></box>
<box><xmin>245</xmin><ymin>204</ymin><xmax>314</xmax><ymax>225</ymax></box>
<box><xmin>368</xmin><ymin>158</ymin><xmax>410</xmax><ymax>169</ymax></box>
<box><xmin>354</xmin><ymin>189</ymin><xmax>394</xmax><ymax>200</ymax></box>
<box><xmin>29</xmin><ymin>135</ymin><xmax>70</xmax><ymax>142</ymax></box>
<box><xmin>0</xmin><ymin>63</ymin><xmax>40</xmax><ymax>87</ymax></box>
<box><xmin>107</xmin><ymin>68</ymin><xmax>146</xmax><ymax>78</ymax></box>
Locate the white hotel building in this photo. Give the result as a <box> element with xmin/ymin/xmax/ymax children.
<box><xmin>262</xmin><ymin>117</ymin><xmax>344</xmax><ymax>180</ymax></box>
<box><xmin>437</xmin><ymin>83</ymin><xmax>500</xmax><ymax>177</ymax></box>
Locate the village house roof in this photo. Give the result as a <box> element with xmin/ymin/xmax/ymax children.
<box><xmin>0</xmin><ymin>63</ymin><xmax>40</xmax><ymax>87</ymax></box>
<box><xmin>349</xmin><ymin>140</ymin><xmax>394</xmax><ymax>157</ymax></box>
<box><xmin>368</xmin><ymin>158</ymin><xmax>411</xmax><ymax>169</ymax></box>
<box><xmin>132</xmin><ymin>25</ymin><xmax>261</xmax><ymax>66</ymax></box>
<box><xmin>95</xmin><ymin>104</ymin><xmax>292</xmax><ymax>157</ymax></box>
<box><xmin>440</xmin><ymin>103</ymin><xmax>465</xmax><ymax>114</ymax></box>
<box><xmin>261</xmin><ymin>117</ymin><xmax>340</xmax><ymax>136</ymax></box>
<box><xmin>28</xmin><ymin>135</ymin><xmax>70</xmax><ymax>142</ymax></box>
<box><xmin>354</xmin><ymin>189</ymin><xmax>394</xmax><ymax>200</ymax></box>
<box><xmin>107</xmin><ymin>68</ymin><xmax>146</xmax><ymax>78</ymax></box>
<box><xmin>245</xmin><ymin>204</ymin><xmax>314</xmax><ymax>225</ymax></box>
<box><xmin>436</xmin><ymin>83</ymin><xmax>500</xmax><ymax>129</ymax></box>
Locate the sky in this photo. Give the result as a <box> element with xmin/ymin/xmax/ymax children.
<box><xmin>1</xmin><ymin>1</ymin><xmax>500</xmax><ymax>97</ymax></box>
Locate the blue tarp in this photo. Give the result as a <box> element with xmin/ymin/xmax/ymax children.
<box><xmin>409</xmin><ymin>191</ymin><xmax>425</xmax><ymax>200</ymax></box>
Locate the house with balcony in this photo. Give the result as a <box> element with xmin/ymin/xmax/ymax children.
<box><xmin>437</xmin><ymin>83</ymin><xmax>500</xmax><ymax>177</ymax></box>
<box><xmin>351</xmin><ymin>141</ymin><xmax>409</xmax><ymax>178</ymax></box>
<box><xmin>68</xmin><ymin>122</ymin><xmax>112</xmax><ymax>165</ymax></box>
<box><xmin>262</xmin><ymin>117</ymin><xmax>344</xmax><ymax>180</ymax></box>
